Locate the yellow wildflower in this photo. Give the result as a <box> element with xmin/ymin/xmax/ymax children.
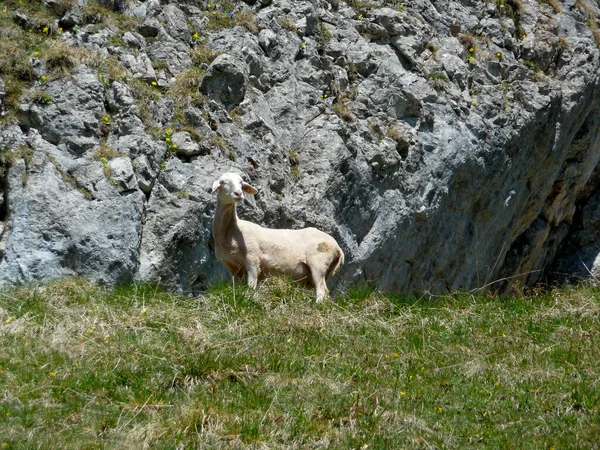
<box><xmin>2</xmin><ymin>8</ymin><xmax>7</xmax><ymax>14</ymax></box>
<box><xmin>50</xmin><ymin>371</ymin><xmax>56</xmax><ymax>377</ymax></box>
<box><xmin>495</xmin><ymin>381</ymin><xmax>501</xmax><ymax>386</ymax></box>
<box><xmin>400</xmin><ymin>391</ymin><xmax>406</xmax><ymax>396</ymax></box>
<box><xmin>5</xmin><ymin>316</ymin><xmax>14</xmax><ymax>324</ymax></box>
<box><xmin>165</xmin><ymin>137</ymin><xmax>171</xmax><ymax>142</ymax></box>
<box><xmin>151</xmin><ymin>81</ymin><xmax>157</xmax><ymax>86</ymax></box>
<box><xmin>43</xmin><ymin>27</ymin><xmax>49</xmax><ymax>33</ymax></box>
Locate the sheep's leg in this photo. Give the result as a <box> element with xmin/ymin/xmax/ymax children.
<box><xmin>310</xmin><ymin>268</ymin><xmax>329</xmax><ymax>302</ymax></box>
<box><xmin>246</xmin><ymin>264</ymin><xmax>259</xmax><ymax>290</ymax></box>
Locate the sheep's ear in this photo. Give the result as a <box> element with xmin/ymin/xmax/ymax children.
<box><xmin>242</xmin><ymin>182</ymin><xmax>258</xmax><ymax>195</ymax></box>
<box><xmin>211</xmin><ymin>179</ymin><xmax>222</xmax><ymax>193</ymax></box>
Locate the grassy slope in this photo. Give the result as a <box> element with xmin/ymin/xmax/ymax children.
<box><xmin>1</xmin><ymin>278</ymin><xmax>599</xmax><ymax>448</ymax></box>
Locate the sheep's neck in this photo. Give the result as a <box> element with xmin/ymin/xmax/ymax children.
<box><xmin>213</xmin><ymin>201</ymin><xmax>239</xmax><ymax>244</ymax></box>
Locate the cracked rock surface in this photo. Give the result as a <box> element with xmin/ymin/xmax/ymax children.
<box><xmin>1</xmin><ymin>0</ymin><xmax>600</xmax><ymax>294</ymax></box>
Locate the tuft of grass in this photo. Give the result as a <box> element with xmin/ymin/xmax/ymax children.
<box><xmin>94</xmin><ymin>142</ymin><xmax>119</xmax><ymax>161</ymax></box>
<box><xmin>1</xmin><ymin>279</ymin><xmax>600</xmax><ymax>448</ymax></box>
<box><xmin>427</xmin><ymin>70</ymin><xmax>448</xmax><ymax>93</ymax></box>
<box><xmin>44</xmin><ymin>40</ymin><xmax>82</xmax><ymax>76</ymax></box>
<box><xmin>277</xmin><ymin>17</ymin><xmax>297</xmax><ymax>32</ymax></box>
<box><xmin>205</xmin><ymin>5</ymin><xmax>258</xmax><ymax>33</ymax></box>
<box><xmin>190</xmin><ymin>41</ymin><xmax>221</xmax><ymax>67</ymax></box>
<box><xmin>166</xmin><ymin>66</ymin><xmax>206</xmax><ymax>107</ymax></box>
<box><xmin>289</xmin><ymin>150</ymin><xmax>302</xmax><ymax>181</ymax></box>
<box><xmin>332</xmin><ymin>96</ymin><xmax>355</xmax><ymax>122</ymax></box>
<box><xmin>211</xmin><ymin>135</ymin><xmax>236</xmax><ymax>161</ymax></box>
<box><xmin>538</xmin><ymin>0</ymin><xmax>562</xmax><ymax>13</ymax></box>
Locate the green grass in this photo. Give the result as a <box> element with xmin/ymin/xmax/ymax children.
<box><xmin>1</xmin><ymin>278</ymin><xmax>600</xmax><ymax>448</ymax></box>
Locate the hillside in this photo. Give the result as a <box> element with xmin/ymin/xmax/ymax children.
<box><xmin>1</xmin><ymin>0</ymin><xmax>600</xmax><ymax>293</ymax></box>
<box><xmin>1</xmin><ymin>279</ymin><xmax>600</xmax><ymax>447</ymax></box>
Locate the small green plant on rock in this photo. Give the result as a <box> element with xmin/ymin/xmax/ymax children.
<box><xmin>206</xmin><ymin>3</ymin><xmax>258</xmax><ymax>33</ymax></box>
<box><xmin>459</xmin><ymin>34</ymin><xmax>478</xmax><ymax>63</ymax></box>
<box><xmin>332</xmin><ymin>96</ymin><xmax>355</xmax><ymax>122</ymax></box>
<box><xmin>190</xmin><ymin>41</ymin><xmax>221</xmax><ymax>66</ymax></box>
<box><xmin>317</xmin><ymin>20</ymin><xmax>332</xmax><ymax>50</ymax></box>
<box><xmin>427</xmin><ymin>71</ymin><xmax>448</xmax><ymax>92</ymax></box>
<box><xmin>94</xmin><ymin>143</ymin><xmax>119</xmax><ymax>182</ymax></box>
<box><xmin>163</xmin><ymin>128</ymin><xmax>177</xmax><ymax>155</ymax></box>
<box><xmin>98</xmin><ymin>114</ymin><xmax>113</xmax><ymax>136</ymax></box>
<box><xmin>289</xmin><ymin>150</ymin><xmax>302</xmax><ymax>182</ymax></box>
<box><xmin>94</xmin><ymin>143</ymin><xmax>119</xmax><ymax>161</ymax></box>
<box><xmin>30</xmin><ymin>90</ymin><xmax>53</xmax><ymax>104</ymax></box>
<box><xmin>212</xmin><ymin>136</ymin><xmax>236</xmax><ymax>161</ymax></box>
<box><xmin>277</xmin><ymin>17</ymin><xmax>297</xmax><ymax>32</ymax></box>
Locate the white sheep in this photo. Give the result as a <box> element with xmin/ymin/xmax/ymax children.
<box><xmin>212</xmin><ymin>172</ymin><xmax>345</xmax><ymax>301</ymax></box>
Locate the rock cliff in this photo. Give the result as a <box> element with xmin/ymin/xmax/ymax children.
<box><xmin>1</xmin><ymin>0</ymin><xmax>599</xmax><ymax>294</ymax></box>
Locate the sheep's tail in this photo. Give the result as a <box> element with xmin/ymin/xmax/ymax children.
<box><xmin>327</xmin><ymin>247</ymin><xmax>345</xmax><ymax>278</ymax></box>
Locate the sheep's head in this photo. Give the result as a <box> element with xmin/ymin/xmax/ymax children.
<box><xmin>212</xmin><ymin>172</ymin><xmax>257</xmax><ymax>205</ymax></box>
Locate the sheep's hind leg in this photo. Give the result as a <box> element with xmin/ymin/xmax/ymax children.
<box><xmin>310</xmin><ymin>268</ymin><xmax>329</xmax><ymax>302</ymax></box>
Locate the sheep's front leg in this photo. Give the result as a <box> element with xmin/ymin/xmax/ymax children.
<box><xmin>246</xmin><ymin>263</ymin><xmax>259</xmax><ymax>290</ymax></box>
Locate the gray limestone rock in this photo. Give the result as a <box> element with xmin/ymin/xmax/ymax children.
<box><xmin>1</xmin><ymin>0</ymin><xmax>600</xmax><ymax>296</ymax></box>
<box><xmin>200</xmin><ymin>54</ymin><xmax>248</xmax><ymax>110</ymax></box>
<box><xmin>0</xmin><ymin>152</ymin><xmax>143</xmax><ymax>287</ymax></box>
